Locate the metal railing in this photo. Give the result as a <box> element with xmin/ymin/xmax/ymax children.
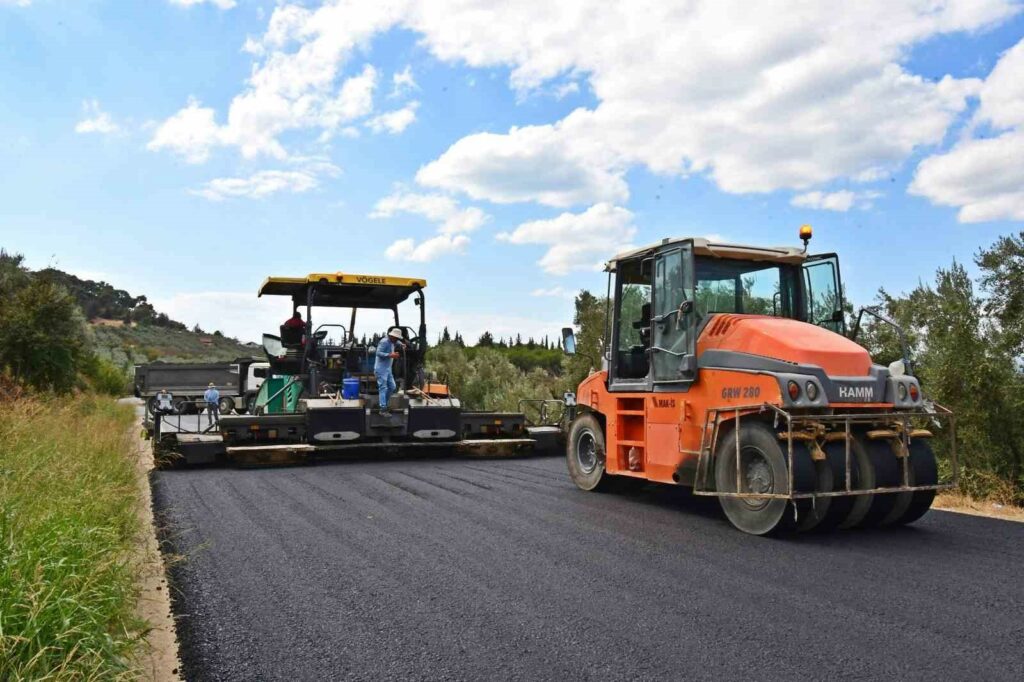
<box><xmin>153</xmin><ymin>399</ymin><xmax>222</xmax><ymax>437</ymax></box>
<box><xmin>518</xmin><ymin>399</ymin><xmax>569</xmax><ymax>427</ymax></box>
<box><xmin>692</xmin><ymin>402</ymin><xmax>958</xmax><ymax>499</ymax></box>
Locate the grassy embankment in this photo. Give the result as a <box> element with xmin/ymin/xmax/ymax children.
<box><xmin>91</xmin><ymin>323</ymin><xmax>259</xmax><ymax>367</ymax></box>
<box><xmin>0</xmin><ymin>395</ymin><xmax>143</xmax><ymax>680</ymax></box>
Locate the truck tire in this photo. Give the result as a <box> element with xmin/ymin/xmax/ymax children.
<box><xmin>173</xmin><ymin>397</ymin><xmax>191</xmax><ymax>414</ymax></box>
<box><xmin>566</xmin><ymin>414</ymin><xmax>617</xmax><ymax>492</ymax></box>
<box><xmin>146</xmin><ymin>397</ymin><xmax>159</xmax><ymax>415</ymax></box>
<box><xmin>218</xmin><ymin>397</ymin><xmax>235</xmax><ymax>415</ymax></box>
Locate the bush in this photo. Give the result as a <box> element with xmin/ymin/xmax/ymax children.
<box><xmin>0</xmin><ymin>252</ymin><xmax>92</xmax><ymax>393</ymax></box>
<box><xmin>0</xmin><ymin>395</ymin><xmax>142</xmax><ymax>679</ymax></box>
<box><xmin>82</xmin><ymin>356</ymin><xmax>132</xmax><ymax>396</ymax></box>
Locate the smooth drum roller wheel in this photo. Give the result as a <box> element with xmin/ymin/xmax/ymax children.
<box><xmin>566</xmin><ymin>413</ymin><xmax>616</xmax><ymax>492</ymax></box>
<box><xmin>891</xmin><ymin>440</ymin><xmax>939</xmax><ymax>526</ymax></box>
<box><xmin>714</xmin><ymin>421</ymin><xmax>816</xmax><ymax>536</ymax></box>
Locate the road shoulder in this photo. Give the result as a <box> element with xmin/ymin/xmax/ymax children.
<box><xmin>131</xmin><ymin>417</ymin><xmax>184</xmax><ymax>681</ymax></box>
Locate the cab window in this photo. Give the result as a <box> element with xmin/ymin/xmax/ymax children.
<box><xmin>694</xmin><ymin>257</ymin><xmax>800</xmax><ymax>318</ymax></box>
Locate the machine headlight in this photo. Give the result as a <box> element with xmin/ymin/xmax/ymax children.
<box><xmin>805</xmin><ymin>381</ymin><xmax>819</xmax><ymax>401</ymax></box>
<box><xmin>897</xmin><ymin>382</ymin><xmax>908</xmax><ymax>401</ymax></box>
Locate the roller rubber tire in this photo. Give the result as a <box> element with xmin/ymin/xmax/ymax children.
<box><xmin>880</xmin><ymin>446</ymin><xmax>916</xmax><ymax>525</ymax></box>
<box><xmin>858</xmin><ymin>437</ymin><xmax>901</xmax><ymax>527</ymax></box>
<box><xmin>891</xmin><ymin>440</ymin><xmax>938</xmax><ymax>526</ymax></box>
<box><xmin>566</xmin><ymin>413</ymin><xmax>617</xmax><ymax>492</ymax></box>
<box><xmin>714</xmin><ymin>421</ymin><xmax>816</xmax><ymax>536</ymax></box>
<box><xmin>837</xmin><ymin>437</ymin><xmax>876</xmax><ymax>530</ymax></box>
<box><xmin>812</xmin><ymin>439</ymin><xmax>860</xmax><ymax>532</ymax></box>
<box><xmin>797</xmin><ymin>453</ymin><xmax>834</xmax><ymax>532</ymax></box>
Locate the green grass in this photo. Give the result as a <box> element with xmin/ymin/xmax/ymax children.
<box><xmin>0</xmin><ymin>395</ymin><xmax>142</xmax><ymax>680</ymax></box>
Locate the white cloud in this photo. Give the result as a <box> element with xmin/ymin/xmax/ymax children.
<box><xmin>498</xmin><ymin>203</ymin><xmax>636</xmax><ymax>275</ymax></box>
<box><xmin>367</xmin><ymin>101</ymin><xmax>419</xmax><ymax>134</ymax></box>
<box><xmin>144</xmin><ymin>0</ymin><xmax>1020</xmax><ymax>212</ymax></box>
<box><xmin>416</xmin><ymin>122</ymin><xmax>629</xmax><ymax>208</ymax></box>
<box><xmin>385</xmin><ymin>234</ymin><xmax>470</xmax><ymax>262</ymax></box>
<box><xmin>371</xmin><ymin>190</ymin><xmax>489</xmax><ymax>234</ymax></box>
<box><xmin>74</xmin><ymin>100</ymin><xmax>120</xmax><ymax>135</ymax></box>
<box><xmin>391</xmin><ymin>65</ymin><xmax>418</xmax><ymax>97</ymax></box>
<box><xmin>147</xmin><ymin>98</ymin><xmax>223</xmax><ymax>163</ymax></box>
<box><xmin>190</xmin><ymin>168</ymin><xmax>328</xmax><ymax>201</ymax></box>
<box><xmin>531</xmin><ymin>286</ymin><xmax>575</xmax><ymax>299</ymax></box>
<box><xmin>392</xmin><ymin>0</ymin><xmax>1015</xmax><ymax>206</ymax></box>
<box><xmin>150</xmin><ymin>292</ymin><xmax>278</xmax><ymax>344</ymax></box>
<box><xmin>168</xmin><ymin>0</ymin><xmax>237</xmax><ymax>9</ymax></box>
<box><xmin>791</xmin><ymin>190</ymin><xmax>881</xmax><ymax>212</ymax></box>
<box><xmin>911</xmin><ymin>38</ymin><xmax>1024</xmax><ymax>223</ymax></box>
<box><xmin>373</xmin><ymin>189</ymin><xmax>487</xmax><ymax>262</ymax></box>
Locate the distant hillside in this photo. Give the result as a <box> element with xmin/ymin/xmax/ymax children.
<box><xmin>91</xmin><ymin>323</ymin><xmax>260</xmax><ymax>367</ymax></box>
<box><xmin>30</xmin><ymin>266</ymin><xmax>259</xmax><ymax>366</ymax></box>
<box><xmin>35</xmin><ymin>268</ymin><xmax>187</xmax><ymax>330</ymax></box>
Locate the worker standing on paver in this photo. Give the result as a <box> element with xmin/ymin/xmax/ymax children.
<box><xmin>374</xmin><ymin>327</ymin><xmax>405</xmax><ymax>416</ymax></box>
<box><xmin>204</xmin><ymin>382</ymin><xmax>220</xmax><ymax>426</ymax></box>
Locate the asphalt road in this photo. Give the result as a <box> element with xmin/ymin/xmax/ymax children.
<box><xmin>152</xmin><ymin>455</ymin><xmax>1024</xmax><ymax>681</ymax></box>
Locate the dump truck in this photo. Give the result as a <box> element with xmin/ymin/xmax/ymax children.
<box><xmin>561</xmin><ymin>226</ymin><xmax>955</xmax><ymax>535</ymax></box>
<box><xmin>153</xmin><ymin>272</ymin><xmax>562</xmax><ymax>466</ymax></box>
<box><xmin>134</xmin><ymin>359</ymin><xmax>268</xmax><ymax>415</ymax></box>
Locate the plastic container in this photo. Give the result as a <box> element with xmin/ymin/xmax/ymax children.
<box><xmin>342</xmin><ymin>377</ymin><xmax>360</xmax><ymax>400</ymax></box>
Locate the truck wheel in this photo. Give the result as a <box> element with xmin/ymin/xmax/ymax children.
<box><xmin>566</xmin><ymin>414</ymin><xmax>616</xmax><ymax>492</ymax></box>
<box><xmin>173</xmin><ymin>397</ymin><xmax>190</xmax><ymax>414</ymax></box>
<box><xmin>146</xmin><ymin>397</ymin><xmax>159</xmax><ymax>415</ymax></box>
<box><xmin>218</xmin><ymin>397</ymin><xmax>235</xmax><ymax>415</ymax></box>
<box><xmin>714</xmin><ymin>421</ymin><xmax>815</xmax><ymax>536</ymax></box>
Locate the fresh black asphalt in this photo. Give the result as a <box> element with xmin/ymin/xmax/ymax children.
<box><xmin>151</xmin><ymin>455</ymin><xmax>1024</xmax><ymax>681</ymax></box>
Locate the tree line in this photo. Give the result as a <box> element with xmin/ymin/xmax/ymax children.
<box><xmin>0</xmin><ymin>252</ymin><xmax>128</xmax><ymax>394</ymax></box>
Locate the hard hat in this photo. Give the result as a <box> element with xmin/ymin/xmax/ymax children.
<box><xmin>208</xmin><ymin>382</ymin><xmax>215</xmax><ymax>387</ymax></box>
<box><xmin>388</xmin><ymin>327</ymin><xmax>403</xmax><ymax>338</ymax></box>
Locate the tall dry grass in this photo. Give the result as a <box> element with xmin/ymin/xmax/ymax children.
<box><xmin>0</xmin><ymin>395</ymin><xmax>142</xmax><ymax>680</ymax></box>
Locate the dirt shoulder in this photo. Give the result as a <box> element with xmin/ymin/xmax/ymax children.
<box><xmin>128</xmin><ymin>405</ymin><xmax>183</xmax><ymax>681</ymax></box>
<box><xmin>934</xmin><ymin>492</ymin><xmax>1024</xmax><ymax>523</ymax></box>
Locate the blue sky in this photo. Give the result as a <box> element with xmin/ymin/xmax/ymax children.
<box><xmin>1</xmin><ymin>0</ymin><xmax>1023</xmax><ymax>344</ymax></box>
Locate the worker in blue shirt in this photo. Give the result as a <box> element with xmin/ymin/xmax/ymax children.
<box><xmin>203</xmin><ymin>382</ymin><xmax>220</xmax><ymax>426</ymax></box>
<box><xmin>374</xmin><ymin>327</ymin><xmax>405</xmax><ymax>415</ymax></box>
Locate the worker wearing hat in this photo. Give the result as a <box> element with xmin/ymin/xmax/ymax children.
<box><xmin>374</xmin><ymin>327</ymin><xmax>405</xmax><ymax>416</ymax></box>
<box><xmin>203</xmin><ymin>382</ymin><xmax>221</xmax><ymax>426</ymax></box>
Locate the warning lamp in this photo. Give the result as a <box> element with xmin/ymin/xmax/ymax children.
<box><xmin>799</xmin><ymin>224</ymin><xmax>813</xmax><ymax>250</ymax></box>
<box><xmin>909</xmin><ymin>383</ymin><xmax>920</xmax><ymax>402</ymax></box>
<box><xmin>787</xmin><ymin>380</ymin><xmax>801</xmax><ymax>401</ymax></box>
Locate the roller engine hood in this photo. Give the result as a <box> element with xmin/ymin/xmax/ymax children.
<box><xmin>697</xmin><ymin>314</ymin><xmax>872</xmax><ymax>377</ymax></box>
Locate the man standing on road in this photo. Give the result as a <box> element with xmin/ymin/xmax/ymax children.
<box><xmin>374</xmin><ymin>327</ymin><xmax>405</xmax><ymax>416</ymax></box>
<box><xmin>204</xmin><ymin>382</ymin><xmax>220</xmax><ymax>426</ymax></box>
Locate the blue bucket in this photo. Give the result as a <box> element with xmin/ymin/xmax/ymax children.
<box><xmin>342</xmin><ymin>377</ymin><xmax>360</xmax><ymax>400</ymax></box>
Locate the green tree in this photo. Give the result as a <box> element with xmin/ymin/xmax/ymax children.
<box><xmin>976</xmin><ymin>231</ymin><xmax>1024</xmax><ymax>355</ymax></box>
<box><xmin>0</xmin><ymin>262</ymin><xmax>92</xmax><ymax>392</ymax></box>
